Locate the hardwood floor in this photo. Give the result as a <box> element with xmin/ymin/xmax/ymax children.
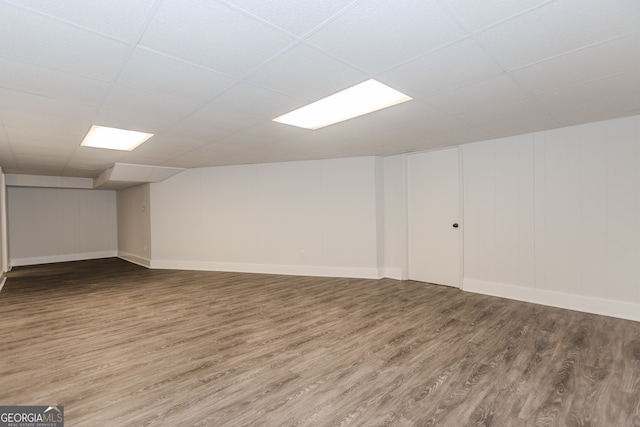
<box><xmin>1</xmin><ymin>258</ymin><xmax>639</xmax><ymax>426</ymax></box>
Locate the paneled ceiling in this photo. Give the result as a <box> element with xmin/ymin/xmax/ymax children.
<box><xmin>1</xmin><ymin>0</ymin><xmax>639</xmax><ymax>178</ymax></box>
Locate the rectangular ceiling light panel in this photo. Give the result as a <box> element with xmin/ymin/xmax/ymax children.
<box><xmin>273</xmin><ymin>79</ymin><xmax>412</xmax><ymax>130</ymax></box>
<box><xmin>81</xmin><ymin>125</ymin><xmax>154</xmax><ymax>151</ymax></box>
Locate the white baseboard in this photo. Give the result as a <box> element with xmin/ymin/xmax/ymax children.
<box><xmin>464</xmin><ymin>278</ymin><xmax>640</xmax><ymax>323</ymax></box>
<box><xmin>118</xmin><ymin>251</ymin><xmax>151</xmax><ymax>268</ymax></box>
<box><xmin>10</xmin><ymin>251</ymin><xmax>118</xmax><ymax>267</ymax></box>
<box><xmin>150</xmin><ymin>259</ymin><xmax>383</xmax><ymax>279</ymax></box>
<box><xmin>0</xmin><ymin>276</ymin><xmax>5</xmax><ymax>292</ymax></box>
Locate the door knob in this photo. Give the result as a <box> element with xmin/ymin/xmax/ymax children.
<box><xmin>452</xmin><ymin>223</ymin><xmax>459</xmax><ymax>228</ymax></box>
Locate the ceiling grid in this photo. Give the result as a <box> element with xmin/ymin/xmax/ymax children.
<box><xmin>0</xmin><ymin>0</ymin><xmax>638</xmax><ymax>178</ymax></box>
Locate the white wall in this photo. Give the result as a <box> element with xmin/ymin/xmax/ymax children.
<box><xmin>7</xmin><ymin>187</ymin><xmax>117</xmax><ymax>266</ymax></box>
<box><xmin>463</xmin><ymin>115</ymin><xmax>640</xmax><ymax>321</ymax></box>
<box><xmin>117</xmin><ymin>184</ymin><xmax>151</xmax><ymax>267</ymax></box>
<box><xmin>383</xmin><ymin>155</ymin><xmax>407</xmax><ymax>280</ymax></box>
<box><xmin>149</xmin><ymin>157</ymin><xmax>383</xmax><ymax>278</ymax></box>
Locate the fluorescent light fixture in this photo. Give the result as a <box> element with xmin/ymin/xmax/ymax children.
<box><xmin>81</xmin><ymin>125</ymin><xmax>154</xmax><ymax>151</ymax></box>
<box><xmin>273</xmin><ymin>79</ymin><xmax>412</xmax><ymax>130</ymax></box>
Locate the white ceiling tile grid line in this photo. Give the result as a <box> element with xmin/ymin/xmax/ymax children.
<box><xmin>0</xmin><ymin>0</ymin><xmax>639</xmax><ymax>178</ymax></box>
<box><xmin>3</xmin><ymin>0</ymin><xmax>162</xmax><ymax>44</ymax></box>
<box><xmin>507</xmin><ymin>31</ymin><xmax>640</xmax><ymax>95</ymax></box>
<box><xmin>218</xmin><ymin>0</ymin><xmax>365</xmax><ymax>39</ymax></box>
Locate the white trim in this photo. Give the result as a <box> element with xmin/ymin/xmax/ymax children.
<box><xmin>10</xmin><ymin>251</ymin><xmax>117</xmax><ymax>267</ymax></box>
<box><xmin>150</xmin><ymin>259</ymin><xmax>383</xmax><ymax>279</ymax></box>
<box><xmin>118</xmin><ymin>251</ymin><xmax>151</xmax><ymax>268</ymax></box>
<box><xmin>464</xmin><ymin>278</ymin><xmax>640</xmax><ymax>322</ymax></box>
<box><xmin>0</xmin><ymin>169</ymin><xmax>8</xmax><ymax>273</ymax></box>
<box><xmin>0</xmin><ymin>276</ymin><xmax>6</xmax><ymax>292</ymax></box>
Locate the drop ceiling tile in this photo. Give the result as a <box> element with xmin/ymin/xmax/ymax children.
<box><xmin>222</xmin><ymin>0</ymin><xmax>358</xmax><ymax>36</ymax></box>
<box><xmin>212</xmin><ymin>133</ymin><xmax>276</xmax><ymax>153</ymax></box>
<box><xmin>407</xmin><ymin>110</ymin><xmax>474</xmax><ymax>134</ymax></box>
<box><xmin>305</xmin><ymin>0</ymin><xmax>467</xmax><ymax>74</ymax></box>
<box><xmin>5</xmin><ymin>125</ymin><xmax>86</xmax><ymax>146</ymax></box>
<box><xmin>151</xmin><ymin>160</ymin><xmax>193</xmax><ymax>169</ymax></box>
<box><xmin>406</xmin><ymin>119</ymin><xmax>493</xmax><ymax>149</ymax></box>
<box><xmin>510</xmin><ymin>33</ymin><xmax>640</xmax><ymax>94</ymax></box>
<box><xmin>2</xmin><ymin>118</ymin><xmax>89</xmax><ymax>146</ymax></box>
<box><xmin>160</xmin><ymin>123</ymin><xmax>231</xmax><ymax>144</ymax></box>
<box><xmin>0</xmin><ymin>89</ymin><xmax>96</xmax><ymax>131</ymax></box>
<box><xmin>139</xmin><ymin>0</ymin><xmax>295</xmax><ymax>78</ymax></box>
<box><xmin>0</xmin><ymin>58</ymin><xmax>111</xmax><ymax>106</ymax></box>
<box><xmin>218</xmin><ymin>148</ymin><xmax>304</xmax><ymax>166</ymax></box>
<box><xmin>475</xmin><ymin>0</ymin><xmax>640</xmax><ymax>71</ymax></box>
<box><xmin>423</xmin><ymin>74</ymin><xmax>528</xmax><ymax>115</ymax></box>
<box><xmin>243</xmin><ymin>140</ymin><xmax>309</xmax><ymax>163</ymax></box>
<box><xmin>535</xmin><ymin>69</ymin><xmax>640</xmax><ymax>126</ymax></box>
<box><xmin>66</xmin><ymin>147</ymin><xmax>129</xmax><ymax>168</ymax></box>
<box><xmin>439</xmin><ymin>0</ymin><xmax>553</xmax><ymax>32</ymax></box>
<box><xmin>454</xmin><ymin>97</ymin><xmax>558</xmax><ymax>137</ymax></box>
<box><xmin>101</xmin><ymin>86</ymin><xmax>202</xmax><ymax>126</ymax></box>
<box><xmin>11</xmin><ymin>141</ymin><xmax>76</xmax><ymax>159</ymax></box>
<box><xmin>160</xmin><ymin>157</ymin><xmax>208</xmax><ymax>169</ymax></box>
<box><xmin>354</xmin><ymin>99</ymin><xmax>448</xmax><ymax>131</ymax></box>
<box><xmin>0</xmin><ymin>87</ymin><xmax>74</xmax><ymax>114</ymax></box>
<box><xmin>116</xmin><ymin>48</ymin><xmax>239</xmax><ymax>104</ymax></box>
<box><xmin>179</xmin><ymin>105</ymin><xmax>264</xmax><ymax>135</ymax></box>
<box><xmin>167</xmin><ymin>143</ymin><xmax>233</xmax><ymax>169</ymax></box>
<box><xmin>284</xmin><ymin>129</ymin><xmax>387</xmax><ymax>159</ymax></box>
<box><xmin>207</xmin><ymin>149</ymin><xmax>295</xmax><ymax>167</ymax></box>
<box><xmin>14</xmin><ymin>153</ymin><xmax>65</xmax><ymax>171</ymax></box>
<box><xmin>252</xmin><ymin>135</ymin><xmax>324</xmax><ymax>160</ymax></box>
<box><xmin>92</xmin><ymin>108</ymin><xmax>172</xmax><ymax>135</ymax></box>
<box><xmin>239</xmin><ymin>121</ymin><xmax>312</xmax><ymax>142</ymax></box>
<box><xmin>379</xmin><ymin>38</ymin><xmax>504</xmax><ymax>99</ymax></box>
<box><xmin>247</xmin><ymin>44</ymin><xmax>367</xmax><ymax>101</ymax></box>
<box><xmin>7</xmin><ymin>0</ymin><xmax>157</xmax><ymax>43</ymax></box>
<box><xmin>126</xmin><ymin>134</ymin><xmax>211</xmax><ymax>160</ymax></box>
<box><xmin>0</xmin><ymin>2</ymin><xmax>131</xmax><ymax>80</ymax></box>
<box><xmin>11</xmin><ymin>138</ymin><xmax>80</xmax><ymax>175</ymax></box>
<box><xmin>206</xmin><ymin>83</ymin><xmax>303</xmax><ymax>120</ymax></box>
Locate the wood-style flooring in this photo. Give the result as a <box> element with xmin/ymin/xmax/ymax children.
<box><xmin>1</xmin><ymin>258</ymin><xmax>639</xmax><ymax>426</ymax></box>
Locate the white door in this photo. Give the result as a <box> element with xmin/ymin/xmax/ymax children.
<box><xmin>408</xmin><ymin>147</ymin><xmax>461</xmax><ymax>287</ymax></box>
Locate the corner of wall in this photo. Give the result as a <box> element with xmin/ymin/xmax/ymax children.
<box><xmin>374</xmin><ymin>157</ymin><xmax>385</xmax><ymax>273</ymax></box>
<box><xmin>383</xmin><ymin>268</ymin><xmax>404</xmax><ymax>280</ymax></box>
<box><xmin>118</xmin><ymin>251</ymin><xmax>151</xmax><ymax>269</ymax></box>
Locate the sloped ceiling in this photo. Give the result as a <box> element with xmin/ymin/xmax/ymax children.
<box><xmin>1</xmin><ymin>0</ymin><xmax>639</xmax><ymax>179</ymax></box>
